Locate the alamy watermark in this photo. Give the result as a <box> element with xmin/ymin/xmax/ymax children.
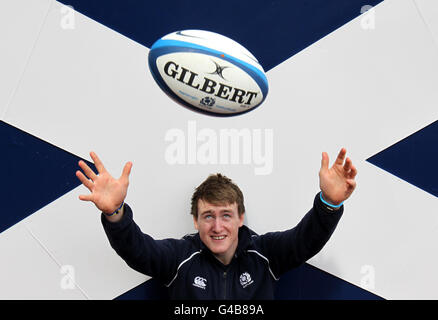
<box><xmin>60</xmin><ymin>5</ymin><xmax>75</xmax><ymax>30</ymax></box>
<box><xmin>164</xmin><ymin>120</ymin><xmax>274</xmax><ymax>175</ymax></box>
<box><xmin>360</xmin><ymin>264</ymin><xmax>375</xmax><ymax>290</ymax></box>
<box><xmin>360</xmin><ymin>5</ymin><xmax>376</xmax><ymax>30</ymax></box>
<box><xmin>60</xmin><ymin>265</ymin><xmax>75</xmax><ymax>290</ymax></box>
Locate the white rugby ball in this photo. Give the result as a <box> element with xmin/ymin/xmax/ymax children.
<box><xmin>148</xmin><ymin>30</ymin><xmax>268</xmax><ymax>116</ymax></box>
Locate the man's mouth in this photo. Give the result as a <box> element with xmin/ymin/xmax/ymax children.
<box><xmin>211</xmin><ymin>236</ymin><xmax>226</xmax><ymax>240</ymax></box>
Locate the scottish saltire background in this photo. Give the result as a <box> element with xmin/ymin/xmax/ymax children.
<box><xmin>1</xmin><ymin>0</ymin><xmax>437</xmax><ymax>299</ymax></box>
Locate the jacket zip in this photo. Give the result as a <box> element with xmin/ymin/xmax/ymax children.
<box><xmin>223</xmin><ymin>271</ymin><xmax>227</xmax><ymax>299</ymax></box>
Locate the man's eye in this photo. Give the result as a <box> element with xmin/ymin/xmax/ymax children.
<box><xmin>223</xmin><ymin>214</ymin><xmax>231</xmax><ymax>219</ymax></box>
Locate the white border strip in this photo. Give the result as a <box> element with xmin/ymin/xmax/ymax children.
<box><xmin>247</xmin><ymin>249</ymin><xmax>279</xmax><ymax>281</ymax></box>
<box><xmin>165</xmin><ymin>250</ymin><xmax>202</xmax><ymax>287</ymax></box>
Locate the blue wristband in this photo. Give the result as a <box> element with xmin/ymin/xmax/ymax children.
<box><xmin>319</xmin><ymin>192</ymin><xmax>343</xmax><ymax>208</ymax></box>
<box><xmin>103</xmin><ymin>202</ymin><xmax>124</xmax><ymax>217</ymax></box>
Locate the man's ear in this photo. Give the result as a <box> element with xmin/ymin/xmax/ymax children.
<box><xmin>239</xmin><ymin>212</ymin><xmax>245</xmax><ymax>227</ymax></box>
<box><xmin>193</xmin><ymin>215</ymin><xmax>199</xmax><ymax>230</ymax></box>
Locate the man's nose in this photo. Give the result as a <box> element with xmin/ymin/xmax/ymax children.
<box><xmin>212</xmin><ymin>218</ymin><xmax>223</xmax><ymax>232</ymax></box>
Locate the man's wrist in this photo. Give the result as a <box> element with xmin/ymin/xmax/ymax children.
<box><xmin>103</xmin><ymin>202</ymin><xmax>125</xmax><ymax>221</ymax></box>
<box><xmin>319</xmin><ymin>192</ymin><xmax>343</xmax><ymax>211</ymax></box>
<box><xmin>102</xmin><ymin>203</ymin><xmax>129</xmax><ymax>226</ymax></box>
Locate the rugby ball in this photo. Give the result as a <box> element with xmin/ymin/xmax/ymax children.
<box><xmin>148</xmin><ymin>30</ymin><xmax>268</xmax><ymax>117</ymax></box>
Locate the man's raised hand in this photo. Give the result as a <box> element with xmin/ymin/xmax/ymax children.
<box><xmin>76</xmin><ymin>152</ymin><xmax>132</xmax><ymax>214</ymax></box>
<box><xmin>319</xmin><ymin>148</ymin><xmax>357</xmax><ymax>206</ymax></box>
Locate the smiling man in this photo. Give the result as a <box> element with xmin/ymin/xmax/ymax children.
<box><xmin>76</xmin><ymin>148</ymin><xmax>357</xmax><ymax>299</ymax></box>
<box><xmin>191</xmin><ymin>175</ymin><xmax>245</xmax><ymax>267</ymax></box>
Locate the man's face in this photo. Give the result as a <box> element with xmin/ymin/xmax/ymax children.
<box><xmin>193</xmin><ymin>199</ymin><xmax>244</xmax><ymax>265</ymax></box>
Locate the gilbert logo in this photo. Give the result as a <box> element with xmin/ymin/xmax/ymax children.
<box><xmin>163</xmin><ymin>61</ymin><xmax>259</xmax><ymax>105</ymax></box>
<box><xmin>239</xmin><ymin>272</ymin><xmax>254</xmax><ymax>288</ymax></box>
<box><xmin>193</xmin><ymin>276</ymin><xmax>207</xmax><ymax>290</ymax></box>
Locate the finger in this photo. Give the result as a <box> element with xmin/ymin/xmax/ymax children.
<box><xmin>346</xmin><ymin>179</ymin><xmax>357</xmax><ymax>190</ymax></box>
<box><xmin>79</xmin><ymin>194</ymin><xmax>93</xmax><ymax>202</ymax></box>
<box><xmin>349</xmin><ymin>165</ymin><xmax>358</xmax><ymax>179</ymax></box>
<box><xmin>120</xmin><ymin>161</ymin><xmax>133</xmax><ymax>182</ymax></box>
<box><xmin>78</xmin><ymin>160</ymin><xmax>97</xmax><ymax>180</ymax></box>
<box><xmin>343</xmin><ymin>157</ymin><xmax>352</xmax><ymax>173</ymax></box>
<box><xmin>334</xmin><ymin>148</ymin><xmax>347</xmax><ymax>166</ymax></box>
<box><xmin>76</xmin><ymin>170</ymin><xmax>93</xmax><ymax>191</ymax></box>
<box><xmin>90</xmin><ymin>151</ymin><xmax>106</xmax><ymax>174</ymax></box>
<box><xmin>321</xmin><ymin>152</ymin><xmax>329</xmax><ymax>171</ymax></box>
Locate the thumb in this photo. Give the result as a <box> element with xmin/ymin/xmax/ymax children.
<box><xmin>120</xmin><ymin>161</ymin><xmax>133</xmax><ymax>182</ymax></box>
<box><xmin>321</xmin><ymin>152</ymin><xmax>329</xmax><ymax>172</ymax></box>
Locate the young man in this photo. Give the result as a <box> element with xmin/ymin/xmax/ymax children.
<box><xmin>76</xmin><ymin>148</ymin><xmax>357</xmax><ymax>299</ymax></box>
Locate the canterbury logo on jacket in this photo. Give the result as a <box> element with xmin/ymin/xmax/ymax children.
<box><xmin>101</xmin><ymin>193</ymin><xmax>343</xmax><ymax>299</ymax></box>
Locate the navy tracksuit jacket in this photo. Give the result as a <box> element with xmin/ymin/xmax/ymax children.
<box><xmin>101</xmin><ymin>192</ymin><xmax>343</xmax><ymax>299</ymax></box>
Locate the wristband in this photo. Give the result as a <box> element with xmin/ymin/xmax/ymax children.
<box><xmin>319</xmin><ymin>192</ymin><xmax>343</xmax><ymax>209</ymax></box>
<box><xmin>103</xmin><ymin>202</ymin><xmax>124</xmax><ymax>217</ymax></box>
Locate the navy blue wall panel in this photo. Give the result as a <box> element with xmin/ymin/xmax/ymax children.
<box><xmin>57</xmin><ymin>0</ymin><xmax>383</xmax><ymax>71</ymax></box>
<box><xmin>0</xmin><ymin>121</ymin><xmax>96</xmax><ymax>234</ymax></box>
<box><xmin>368</xmin><ymin>121</ymin><xmax>438</xmax><ymax>198</ymax></box>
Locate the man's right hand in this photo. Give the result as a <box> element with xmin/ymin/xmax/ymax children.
<box><xmin>76</xmin><ymin>151</ymin><xmax>132</xmax><ymax>220</ymax></box>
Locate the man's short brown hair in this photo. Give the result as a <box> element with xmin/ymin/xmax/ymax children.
<box><xmin>191</xmin><ymin>173</ymin><xmax>245</xmax><ymax>219</ymax></box>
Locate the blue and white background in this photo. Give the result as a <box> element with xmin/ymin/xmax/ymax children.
<box><xmin>1</xmin><ymin>0</ymin><xmax>437</xmax><ymax>299</ymax></box>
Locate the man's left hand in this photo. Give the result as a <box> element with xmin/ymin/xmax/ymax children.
<box><xmin>319</xmin><ymin>148</ymin><xmax>357</xmax><ymax>205</ymax></box>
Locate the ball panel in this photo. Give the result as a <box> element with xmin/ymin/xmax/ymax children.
<box><xmin>156</xmin><ymin>53</ymin><xmax>260</xmax><ymax>114</ymax></box>
<box><xmin>160</xmin><ymin>30</ymin><xmax>261</xmax><ymax>70</ymax></box>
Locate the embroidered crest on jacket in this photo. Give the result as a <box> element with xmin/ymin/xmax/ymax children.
<box><xmin>239</xmin><ymin>272</ymin><xmax>254</xmax><ymax>288</ymax></box>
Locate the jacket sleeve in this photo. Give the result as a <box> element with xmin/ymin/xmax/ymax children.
<box><xmin>101</xmin><ymin>203</ymin><xmax>179</xmax><ymax>285</ymax></box>
<box><xmin>256</xmin><ymin>192</ymin><xmax>343</xmax><ymax>277</ymax></box>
